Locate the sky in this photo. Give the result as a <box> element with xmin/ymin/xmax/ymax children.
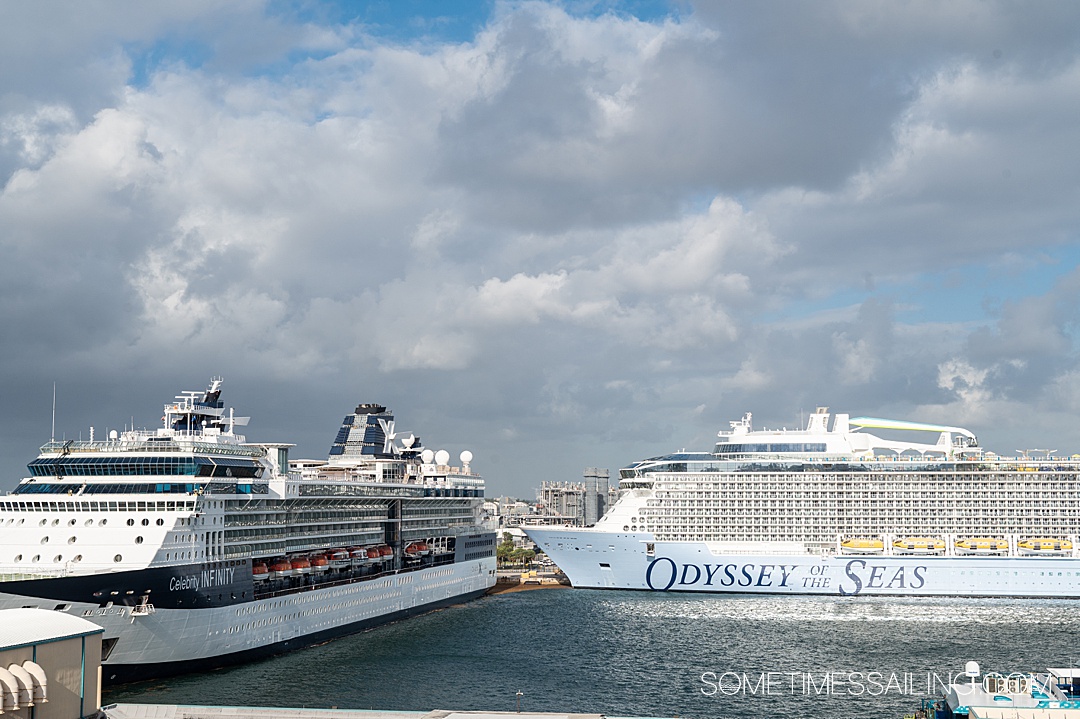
<box><xmin>2</xmin><ymin>1</ymin><xmax>1080</xmax><ymax>498</ymax></box>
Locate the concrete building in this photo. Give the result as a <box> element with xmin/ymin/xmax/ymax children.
<box><xmin>0</xmin><ymin>608</ymin><xmax>103</xmax><ymax>719</ymax></box>
<box><xmin>582</xmin><ymin>468</ymin><xmax>610</xmax><ymax>526</ymax></box>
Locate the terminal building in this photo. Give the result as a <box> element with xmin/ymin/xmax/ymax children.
<box><xmin>0</xmin><ymin>608</ymin><xmax>103</xmax><ymax>719</ymax></box>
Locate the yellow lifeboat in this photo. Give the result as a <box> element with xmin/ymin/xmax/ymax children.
<box><xmin>955</xmin><ymin>538</ymin><xmax>1008</xmax><ymax>555</ymax></box>
<box><xmin>1018</xmin><ymin>538</ymin><xmax>1073</xmax><ymax>555</ymax></box>
<box><xmin>892</xmin><ymin>537</ymin><xmax>945</xmax><ymax>555</ymax></box>
<box><xmin>841</xmin><ymin>538</ymin><xmax>884</xmax><ymax>554</ymax></box>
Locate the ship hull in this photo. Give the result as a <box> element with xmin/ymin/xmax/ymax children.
<box><xmin>527</xmin><ymin>528</ymin><xmax>1080</xmax><ymax>598</ymax></box>
<box><xmin>0</xmin><ymin>556</ymin><xmax>495</xmax><ymax>683</ymax></box>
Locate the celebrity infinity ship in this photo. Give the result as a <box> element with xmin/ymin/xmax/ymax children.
<box><xmin>526</xmin><ymin>407</ymin><xmax>1080</xmax><ymax>597</ymax></box>
<box><xmin>0</xmin><ymin>379</ymin><xmax>496</xmax><ymax>682</ymax></box>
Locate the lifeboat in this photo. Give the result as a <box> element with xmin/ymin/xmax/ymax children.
<box><xmin>892</xmin><ymin>537</ymin><xmax>945</xmax><ymax>555</ymax></box>
<box><xmin>404</xmin><ymin>541</ymin><xmax>429</xmax><ymax>558</ymax></box>
<box><xmin>380</xmin><ymin>545</ymin><xmax>394</xmax><ymax>559</ymax></box>
<box><xmin>955</xmin><ymin>538</ymin><xmax>1008</xmax><ymax>555</ymax></box>
<box><xmin>350</xmin><ymin>547</ymin><xmax>370</xmax><ymax>565</ymax></box>
<box><xmin>269</xmin><ymin>559</ymin><xmax>293</xmax><ymax>578</ymax></box>
<box><xmin>252</xmin><ymin>562</ymin><xmax>269</xmax><ymax>581</ymax></box>
<box><xmin>840</xmin><ymin>538</ymin><xmax>884</xmax><ymax>554</ymax></box>
<box><xmin>290</xmin><ymin>556</ymin><xmax>312</xmax><ymax>574</ymax></box>
<box><xmin>1018</xmin><ymin>538</ymin><xmax>1073</xmax><ymax>555</ymax></box>
<box><xmin>309</xmin><ymin>554</ymin><xmax>329</xmax><ymax>572</ymax></box>
<box><xmin>329</xmin><ymin>549</ymin><xmax>351</xmax><ymax>569</ymax></box>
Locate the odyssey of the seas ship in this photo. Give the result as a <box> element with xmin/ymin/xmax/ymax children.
<box><xmin>526</xmin><ymin>407</ymin><xmax>1080</xmax><ymax>597</ymax></box>
<box><xmin>0</xmin><ymin>379</ymin><xmax>496</xmax><ymax>682</ymax></box>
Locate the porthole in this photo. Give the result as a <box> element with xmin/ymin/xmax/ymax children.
<box><xmin>40</xmin><ymin>536</ymin><xmax>49</xmax><ymax>544</ymax></box>
<box><xmin>127</xmin><ymin>519</ymin><xmax>135</xmax><ymax>526</ymax></box>
<box><xmin>141</xmin><ymin>518</ymin><xmax>149</xmax><ymax>526</ymax></box>
<box><xmin>623</xmin><ymin>525</ymin><xmax>629</xmax><ymax>531</ymax></box>
<box><xmin>135</xmin><ymin>537</ymin><xmax>144</xmax><ymax>544</ymax></box>
<box><xmin>99</xmin><ymin>519</ymin><xmax>107</xmax><ymax>526</ymax></box>
<box><xmin>39</xmin><ymin>519</ymin><xmax>47</xmax><ymax>526</ymax></box>
<box><xmin>114</xmin><ymin>554</ymin><xmax>123</xmax><ymax>563</ymax></box>
<box><xmin>73</xmin><ymin>555</ymin><xmax>83</xmax><ymax>562</ymax></box>
<box><xmin>17</xmin><ymin>519</ymin><xmax>24</xmax><ymax>525</ymax></box>
<box><xmin>68</xmin><ymin>518</ymin><xmax>77</xmax><ymax>526</ymax></box>
<box><xmin>68</xmin><ymin>536</ymin><xmax>76</xmax><ymax>544</ymax></box>
<box><xmin>156</xmin><ymin>518</ymin><xmax>164</xmax><ymax>526</ymax></box>
<box><xmin>32</xmin><ymin>555</ymin><xmax>40</xmax><ymax>562</ymax></box>
<box><xmin>13</xmin><ymin>554</ymin><xmax>21</xmax><ymax>562</ymax></box>
<box><xmin>84</xmin><ymin>519</ymin><xmax>93</xmax><ymax>527</ymax></box>
<box><xmin>53</xmin><ymin>555</ymin><xmax>62</xmax><ymax>563</ymax></box>
<box><xmin>51</xmin><ymin>519</ymin><xmax>60</xmax><ymax>526</ymax></box>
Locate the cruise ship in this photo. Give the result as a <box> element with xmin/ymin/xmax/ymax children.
<box><xmin>526</xmin><ymin>407</ymin><xmax>1080</xmax><ymax>597</ymax></box>
<box><xmin>0</xmin><ymin>379</ymin><xmax>496</xmax><ymax>682</ymax></box>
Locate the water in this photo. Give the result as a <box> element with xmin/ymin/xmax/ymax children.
<box><xmin>103</xmin><ymin>588</ymin><xmax>1080</xmax><ymax>719</ymax></box>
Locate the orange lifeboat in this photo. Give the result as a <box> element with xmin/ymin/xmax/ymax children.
<box><xmin>252</xmin><ymin>562</ymin><xmax>269</xmax><ymax>580</ymax></box>
<box><xmin>405</xmin><ymin>542</ymin><xmax>430</xmax><ymax>557</ymax></box>
<box><xmin>379</xmin><ymin>545</ymin><xmax>394</xmax><ymax>559</ymax></box>
<box><xmin>329</xmin><ymin>549</ymin><xmax>351</xmax><ymax>569</ymax></box>
<box><xmin>310</xmin><ymin>554</ymin><xmax>329</xmax><ymax>572</ymax></box>
<box><xmin>291</xmin><ymin>556</ymin><xmax>312</xmax><ymax>574</ymax></box>
<box><xmin>365</xmin><ymin>546</ymin><xmax>384</xmax><ymax>563</ymax></box>
<box><xmin>269</xmin><ymin>559</ymin><xmax>293</xmax><ymax>578</ymax></box>
<box><xmin>349</xmin><ymin>547</ymin><xmax>369</xmax><ymax>565</ymax></box>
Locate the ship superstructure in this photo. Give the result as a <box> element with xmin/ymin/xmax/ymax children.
<box><xmin>527</xmin><ymin>407</ymin><xmax>1080</xmax><ymax>597</ymax></box>
<box><xmin>0</xmin><ymin>379</ymin><xmax>496</xmax><ymax>681</ymax></box>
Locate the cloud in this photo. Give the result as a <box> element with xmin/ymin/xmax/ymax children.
<box><xmin>2</xmin><ymin>2</ymin><xmax>1080</xmax><ymax>493</ymax></box>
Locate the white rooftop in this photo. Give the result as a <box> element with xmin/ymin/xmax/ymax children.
<box><xmin>0</xmin><ymin>608</ymin><xmax>103</xmax><ymax>650</ymax></box>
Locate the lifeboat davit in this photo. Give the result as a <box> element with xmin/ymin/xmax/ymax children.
<box><xmin>1018</xmin><ymin>538</ymin><xmax>1073</xmax><ymax>555</ymax></box>
<box><xmin>840</xmin><ymin>538</ymin><xmax>884</xmax><ymax>554</ymax></box>
<box><xmin>252</xmin><ymin>562</ymin><xmax>269</xmax><ymax>581</ymax></box>
<box><xmin>269</xmin><ymin>559</ymin><xmax>293</xmax><ymax>578</ymax></box>
<box><xmin>955</xmin><ymin>538</ymin><xmax>1008</xmax><ymax>555</ymax></box>
<box><xmin>291</xmin><ymin>556</ymin><xmax>312</xmax><ymax>574</ymax></box>
<box><xmin>892</xmin><ymin>537</ymin><xmax>945</xmax><ymax>555</ymax></box>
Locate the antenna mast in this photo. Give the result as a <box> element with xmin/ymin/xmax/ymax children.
<box><xmin>51</xmin><ymin>382</ymin><xmax>56</xmax><ymax>442</ymax></box>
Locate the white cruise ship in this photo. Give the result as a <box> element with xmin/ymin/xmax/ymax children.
<box><xmin>526</xmin><ymin>407</ymin><xmax>1080</xmax><ymax>597</ymax></box>
<box><xmin>0</xmin><ymin>379</ymin><xmax>496</xmax><ymax>682</ymax></box>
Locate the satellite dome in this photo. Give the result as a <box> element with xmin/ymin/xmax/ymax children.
<box><xmin>460</xmin><ymin>450</ymin><xmax>473</xmax><ymax>464</ymax></box>
<box><xmin>435</xmin><ymin>450</ymin><xmax>450</xmax><ymax>466</ymax></box>
<box><xmin>421</xmin><ymin>449</ymin><xmax>435</xmax><ymax>464</ymax></box>
<box><xmin>402</xmin><ymin>434</ymin><xmax>416</xmax><ymax>448</ymax></box>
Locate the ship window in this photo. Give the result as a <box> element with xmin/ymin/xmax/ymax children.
<box><xmin>39</xmin><ymin>519</ymin><xmax>47</xmax><ymax>526</ymax></box>
<box><xmin>135</xmin><ymin>537</ymin><xmax>143</xmax><ymax>544</ymax></box>
<box><xmin>53</xmin><ymin>555</ymin><xmax>62</xmax><ymax>562</ymax></box>
<box><xmin>13</xmin><ymin>554</ymin><xmax>21</xmax><ymax>562</ymax></box>
<box><xmin>68</xmin><ymin>536</ymin><xmax>76</xmax><ymax>544</ymax></box>
<box><xmin>68</xmin><ymin>518</ymin><xmax>76</xmax><ymax>526</ymax></box>
<box><xmin>73</xmin><ymin>555</ymin><xmax>82</xmax><ymax>562</ymax></box>
<box><xmin>40</xmin><ymin>536</ymin><xmax>49</xmax><ymax>544</ymax></box>
<box><xmin>142</xmin><ymin>518</ymin><xmax>149</xmax><ymax>526</ymax></box>
<box><xmin>156</xmin><ymin>518</ymin><xmax>164</xmax><ymax>526</ymax></box>
<box><xmin>32</xmin><ymin>555</ymin><xmax>40</xmax><ymax>562</ymax></box>
<box><xmin>127</xmin><ymin>518</ymin><xmax>135</xmax><ymax>526</ymax></box>
<box><xmin>99</xmin><ymin>519</ymin><xmax>107</xmax><ymax>526</ymax></box>
<box><xmin>114</xmin><ymin>554</ymin><xmax>123</xmax><ymax>562</ymax></box>
<box><xmin>85</xmin><ymin>519</ymin><xmax>93</xmax><ymax>526</ymax></box>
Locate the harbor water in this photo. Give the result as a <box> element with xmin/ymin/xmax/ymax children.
<box><xmin>104</xmin><ymin>588</ymin><xmax>1080</xmax><ymax>719</ymax></box>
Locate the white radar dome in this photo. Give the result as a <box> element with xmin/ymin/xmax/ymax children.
<box><xmin>421</xmin><ymin>449</ymin><xmax>435</xmax><ymax>464</ymax></box>
<box><xmin>460</xmin><ymin>450</ymin><xmax>473</xmax><ymax>464</ymax></box>
<box><xmin>435</xmin><ymin>449</ymin><xmax>450</xmax><ymax>466</ymax></box>
<box><xmin>401</xmin><ymin>434</ymin><xmax>416</xmax><ymax>448</ymax></box>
